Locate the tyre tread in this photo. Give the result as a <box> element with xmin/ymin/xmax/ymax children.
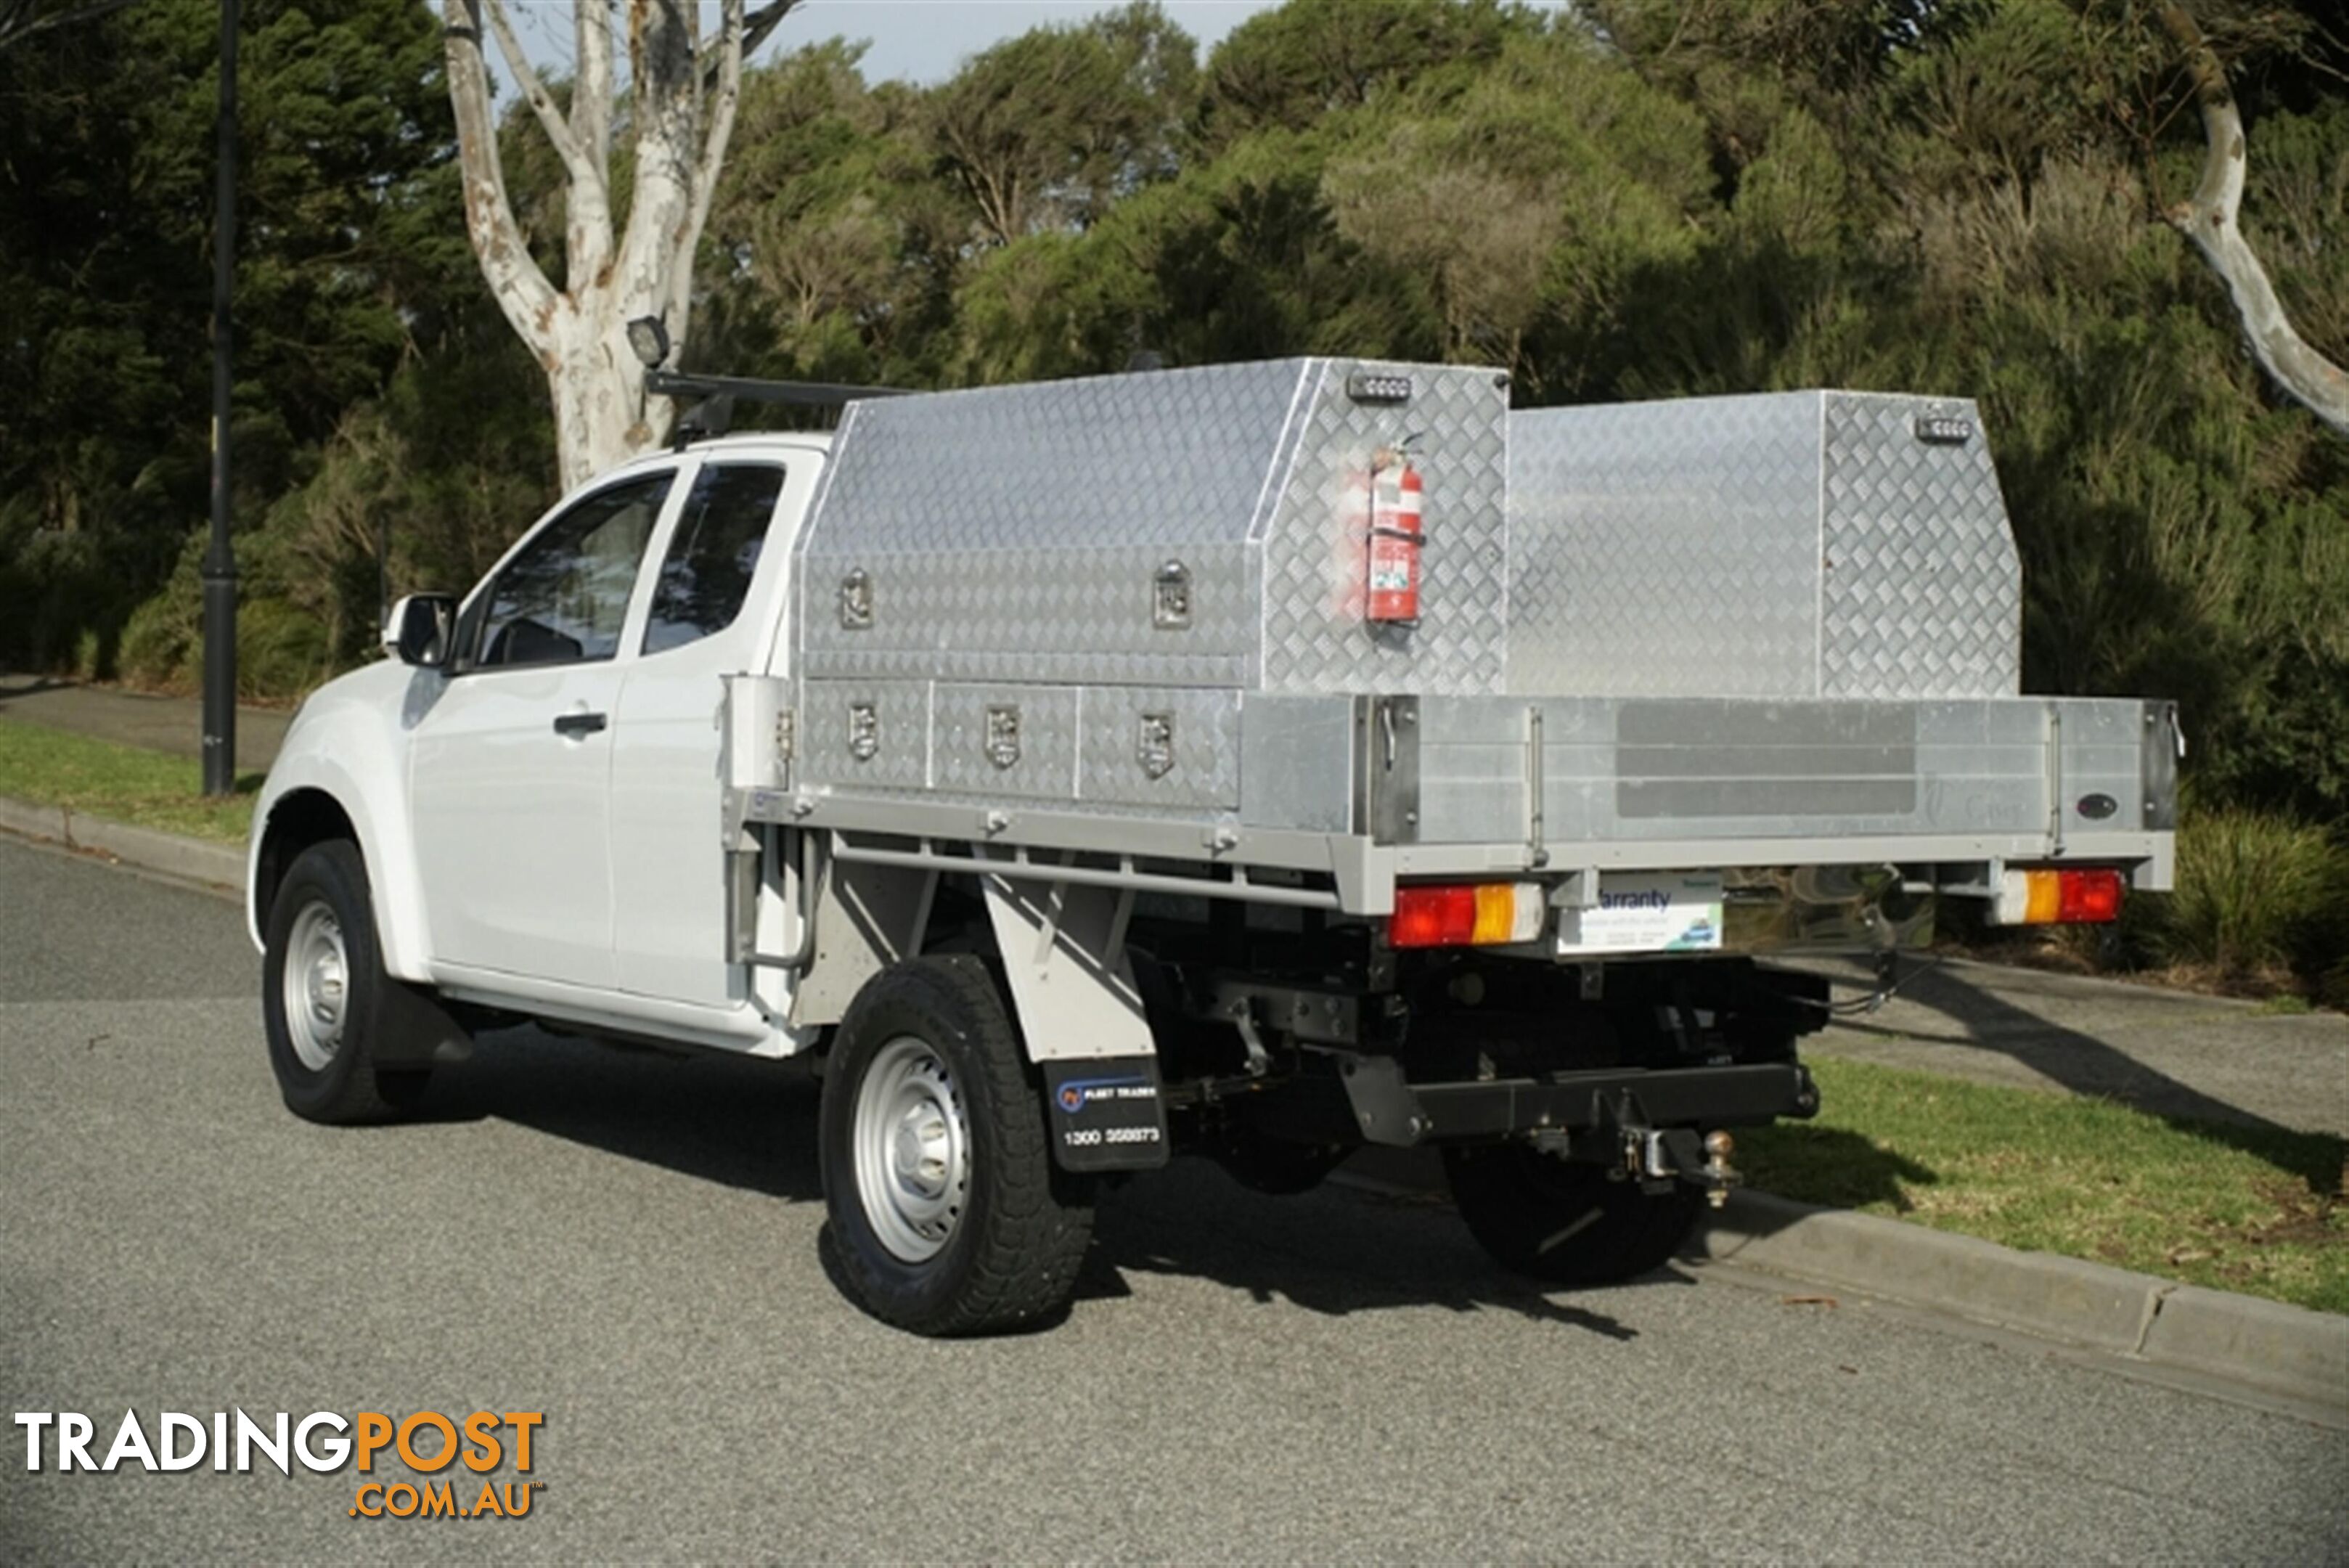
<box><xmin>823</xmin><ymin>954</ymin><xmax>1093</xmax><ymax>1336</ymax></box>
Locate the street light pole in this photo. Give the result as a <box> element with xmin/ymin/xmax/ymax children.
<box><xmin>200</xmin><ymin>0</ymin><xmax>238</xmax><ymax>796</ymax></box>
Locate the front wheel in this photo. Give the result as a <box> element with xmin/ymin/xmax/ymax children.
<box><xmin>819</xmin><ymin>955</ymin><xmax>1094</xmax><ymax>1336</ymax></box>
<box><xmin>1444</xmin><ymin>1143</ymin><xmax>1702</xmax><ymax>1286</ymax></box>
<box><xmin>261</xmin><ymin>840</ymin><xmax>430</xmax><ymax>1123</ymax></box>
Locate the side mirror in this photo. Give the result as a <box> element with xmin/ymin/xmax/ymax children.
<box><xmin>383</xmin><ymin>594</ymin><xmax>457</xmax><ymax>669</ymax></box>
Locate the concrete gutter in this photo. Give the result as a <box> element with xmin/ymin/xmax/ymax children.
<box><xmin>1695</xmin><ymin>1191</ymin><xmax>2349</xmax><ymax>1415</ymax></box>
<box><xmin>13</xmin><ymin>791</ymin><xmax>2345</xmax><ymax>1418</ymax></box>
<box><xmin>1344</xmin><ymin>1147</ymin><xmax>2347</xmax><ymax>1418</ymax></box>
<box><xmin>0</xmin><ymin>793</ymin><xmax>244</xmax><ymax>894</ymax></box>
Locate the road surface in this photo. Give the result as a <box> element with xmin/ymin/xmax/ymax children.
<box><xmin>1</xmin><ymin>837</ymin><xmax>2340</xmax><ymax>1562</ymax></box>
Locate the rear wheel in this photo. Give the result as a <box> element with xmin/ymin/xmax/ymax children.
<box><xmin>819</xmin><ymin>955</ymin><xmax>1094</xmax><ymax>1336</ymax></box>
<box><xmin>262</xmin><ymin>841</ymin><xmax>430</xmax><ymax>1123</ymax></box>
<box><xmin>1444</xmin><ymin>1143</ymin><xmax>1702</xmax><ymax>1285</ymax></box>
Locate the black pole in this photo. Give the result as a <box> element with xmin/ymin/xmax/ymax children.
<box><xmin>200</xmin><ymin>0</ymin><xmax>238</xmax><ymax>795</ymax></box>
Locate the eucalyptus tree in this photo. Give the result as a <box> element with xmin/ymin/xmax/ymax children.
<box><xmin>442</xmin><ymin>0</ymin><xmax>800</xmax><ymax>489</ymax></box>
<box><xmin>2148</xmin><ymin>1</ymin><xmax>2346</xmax><ymax>436</ymax></box>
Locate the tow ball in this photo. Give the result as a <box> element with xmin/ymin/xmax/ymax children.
<box><xmin>1626</xmin><ymin>1127</ymin><xmax>1742</xmax><ymax>1208</ymax></box>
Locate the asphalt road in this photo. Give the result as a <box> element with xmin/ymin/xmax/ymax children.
<box><xmin>2</xmin><ymin>836</ymin><xmax>2342</xmax><ymax>1563</ymax></box>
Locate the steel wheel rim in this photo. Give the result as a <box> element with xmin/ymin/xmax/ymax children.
<box><xmin>851</xmin><ymin>1035</ymin><xmax>968</xmax><ymax>1263</ymax></box>
<box><xmin>281</xmin><ymin>900</ymin><xmax>350</xmax><ymax>1071</ymax></box>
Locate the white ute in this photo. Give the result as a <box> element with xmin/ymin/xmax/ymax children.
<box><xmin>248</xmin><ymin>358</ymin><xmax>2178</xmax><ymax>1335</ymax></box>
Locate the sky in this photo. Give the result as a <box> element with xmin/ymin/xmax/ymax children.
<box><xmin>784</xmin><ymin>1</ymin><xmax>1283</xmax><ymax>82</ymax></box>
<box><xmin>502</xmin><ymin>1</ymin><xmax>1288</xmax><ymax>87</ymax></box>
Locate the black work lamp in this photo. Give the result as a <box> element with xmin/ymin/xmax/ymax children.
<box><xmin>626</xmin><ymin>315</ymin><xmax>671</xmax><ymax>369</ymax></box>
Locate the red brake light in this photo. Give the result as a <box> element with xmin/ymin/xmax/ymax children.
<box><xmin>1391</xmin><ymin>885</ymin><xmax>1476</xmax><ymax>948</ymax></box>
<box><xmin>2057</xmin><ymin>868</ymin><xmax>2124</xmax><ymax>923</ymax></box>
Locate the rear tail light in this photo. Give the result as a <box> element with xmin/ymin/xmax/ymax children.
<box><xmin>1389</xmin><ymin>883</ymin><xmax>1544</xmax><ymax>948</ymax></box>
<box><xmin>1996</xmin><ymin>867</ymin><xmax>2125</xmax><ymax>926</ymax></box>
<box><xmin>2056</xmin><ymin>867</ymin><xmax>2125</xmax><ymax>923</ymax></box>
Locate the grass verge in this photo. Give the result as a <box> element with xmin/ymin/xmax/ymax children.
<box><xmin>0</xmin><ymin>721</ymin><xmax>256</xmax><ymax>844</ymax></box>
<box><xmin>1741</xmin><ymin>1057</ymin><xmax>2348</xmax><ymax>1315</ymax></box>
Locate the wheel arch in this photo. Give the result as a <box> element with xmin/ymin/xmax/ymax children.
<box><xmin>252</xmin><ymin>788</ymin><xmax>356</xmax><ymax>938</ymax></box>
<box><xmin>247</xmin><ymin>754</ymin><xmax>435</xmax><ymax>981</ymax></box>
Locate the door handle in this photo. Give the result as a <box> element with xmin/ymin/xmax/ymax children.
<box><xmin>552</xmin><ymin>711</ymin><xmax>608</xmax><ymax>738</ymax></box>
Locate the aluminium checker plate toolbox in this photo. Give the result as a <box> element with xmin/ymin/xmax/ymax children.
<box><xmin>787</xmin><ymin>356</ymin><xmax>1508</xmax><ymax>820</ymax></box>
<box><xmin>1506</xmin><ymin>391</ymin><xmax>2022</xmax><ymax>702</ymax></box>
<box><xmin>733</xmin><ymin>360</ymin><xmax>2173</xmax><ymax>906</ymax></box>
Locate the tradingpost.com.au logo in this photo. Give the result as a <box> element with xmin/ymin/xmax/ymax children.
<box><xmin>14</xmin><ymin>1409</ymin><xmax>545</xmax><ymax>1521</ymax></box>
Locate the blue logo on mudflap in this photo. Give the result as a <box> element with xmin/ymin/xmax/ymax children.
<box><xmin>1055</xmin><ymin>1076</ymin><xmax>1148</xmax><ymax>1114</ymax></box>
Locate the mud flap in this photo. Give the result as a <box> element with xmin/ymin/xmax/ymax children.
<box><xmin>372</xmin><ymin>978</ymin><xmax>475</xmax><ymax>1068</ymax></box>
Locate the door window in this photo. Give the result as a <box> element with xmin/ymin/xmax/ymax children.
<box><xmin>470</xmin><ymin>474</ymin><xmax>674</xmax><ymax>669</ymax></box>
<box><xmin>642</xmin><ymin>463</ymin><xmax>788</xmax><ymax>655</ymax></box>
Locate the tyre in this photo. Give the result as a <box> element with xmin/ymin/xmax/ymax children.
<box><xmin>261</xmin><ymin>840</ymin><xmax>430</xmax><ymax>1124</ymax></box>
<box><xmin>1443</xmin><ymin>1143</ymin><xmax>1702</xmax><ymax>1286</ymax></box>
<box><xmin>819</xmin><ymin>955</ymin><xmax>1094</xmax><ymax>1336</ymax></box>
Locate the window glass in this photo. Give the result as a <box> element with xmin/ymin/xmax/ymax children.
<box><xmin>642</xmin><ymin>462</ymin><xmax>787</xmax><ymax>655</ymax></box>
<box><xmin>473</xmin><ymin>475</ymin><xmax>673</xmax><ymax>669</ymax></box>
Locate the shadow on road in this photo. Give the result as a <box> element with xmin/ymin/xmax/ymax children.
<box><xmin>412</xmin><ymin>1025</ymin><xmax>826</xmax><ymax>1202</ymax></box>
<box><xmin>1087</xmin><ymin>1161</ymin><xmax>1648</xmax><ymax>1338</ymax></box>
<box><xmin>404</xmin><ymin>1027</ymin><xmax>1647</xmax><ymax>1336</ymax></box>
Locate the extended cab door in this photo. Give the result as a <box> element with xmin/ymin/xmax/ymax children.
<box><xmin>409</xmin><ymin>469</ymin><xmax>677</xmax><ymax>991</ymax></box>
<box><xmin>608</xmin><ymin>453</ymin><xmax>812</xmax><ymax>1006</ymax></box>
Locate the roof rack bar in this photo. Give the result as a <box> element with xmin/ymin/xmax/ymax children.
<box><xmin>644</xmin><ymin>369</ymin><xmax>910</xmax><ymax>409</ymax></box>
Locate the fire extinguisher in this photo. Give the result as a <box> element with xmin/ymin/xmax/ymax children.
<box><xmin>1365</xmin><ymin>445</ymin><xmax>1423</xmax><ymax>624</ymax></box>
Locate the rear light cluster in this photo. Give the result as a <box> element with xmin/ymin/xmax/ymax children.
<box><xmin>1997</xmin><ymin>866</ymin><xmax>2125</xmax><ymax>926</ymax></box>
<box><xmin>1389</xmin><ymin>883</ymin><xmax>1545</xmax><ymax>949</ymax></box>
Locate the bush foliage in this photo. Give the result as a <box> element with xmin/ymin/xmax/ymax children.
<box><xmin>2</xmin><ymin>1</ymin><xmax>2342</xmax><ymax>977</ymax></box>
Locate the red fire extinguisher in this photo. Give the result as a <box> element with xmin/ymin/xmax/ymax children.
<box><xmin>1365</xmin><ymin>446</ymin><xmax>1423</xmax><ymax>624</ymax></box>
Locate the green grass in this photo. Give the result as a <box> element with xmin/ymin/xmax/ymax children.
<box><xmin>1742</xmin><ymin>1057</ymin><xmax>2348</xmax><ymax>1315</ymax></box>
<box><xmin>0</xmin><ymin>721</ymin><xmax>257</xmax><ymax>844</ymax></box>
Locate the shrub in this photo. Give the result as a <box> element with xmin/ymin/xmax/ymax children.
<box><xmin>234</xmin><ymin>597</ymin><xmax>332</xmax><ymax>699</ymax></box>
<box><xmin>116</xmin><ymin>561</ymin><xmax>200</xmax><ymax>693</ymax></box>
<box><xmin>2127</xmin><ymin>808</ymin><xmax>2349</xmax><ymax>994</ymax></box>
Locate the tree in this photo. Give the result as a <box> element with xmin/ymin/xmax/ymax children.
<box><xmin>0</xmin><ymin>0</ymin><xmax>138</xmax><ymax>52</ymax></box>
<box><xmin>700</xmin><ymin>39</ymin><xmax>954</xmax><ymax>385</ymax></box>
<box><xmin>442</xmin><ymin>0</ymin><xmax>801</xmax><ymax>490</ymax></box>
<box><xmin>0</xmin><ymin>0</ymin><xmax>456</xmax><ymax>674</ymax></box>
<box><xmin>926</xmin><ymin>1</ymin><xmax>1195</xmax><ymax>248</ymax></box>
<box><xmin>1197</xmin><ymin>0</ymin><xmax>1534</xmax><ymax>147</ymax></box>
<box><xmin>2154</xmin><ymin>2</ymin><xmax>2348</xmax><ymax>436</ymax></box>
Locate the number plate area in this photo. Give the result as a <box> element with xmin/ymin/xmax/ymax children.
<box><xmin>1556</xmin><ymin>871</ymin><xmax>1725</xmax><ymax>955</ymax></box>
<box><xmin>1042</xmin><ymin>1057</ymin><xmax>1170</xmax><ymax>1172</ymax></box>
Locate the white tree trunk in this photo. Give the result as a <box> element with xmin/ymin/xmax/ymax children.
<box><xmin>544</xmin><ymin>306</ymin><xmax>657</xmax><ymax>488</ymax></box>
<box><xmin>444</xmin><ymin>0</ymin><xmax>791</xmax><ymax>493</ymax></box>
<box><xmin>2159</xmin><ymin>4</ymin><xmax>2349</xmax><ymax>438</ymax></box>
